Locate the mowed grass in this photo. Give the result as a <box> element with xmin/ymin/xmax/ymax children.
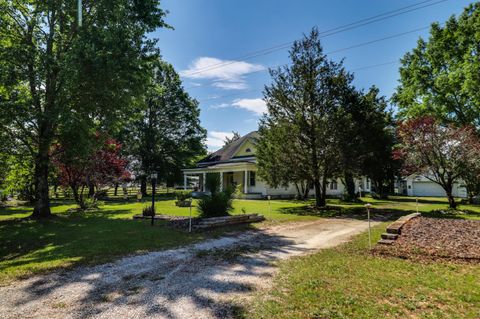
<box><xmin>0</xmin><ymin>197</ymin><xmax>315</xmax><ymax>283</ymax></box>
<box><xmin>244</xmin><ymin>224</ymin><xmax>480</xmax><ymax>319</ymax></box>
<box><xmin>1</xmin><ymin>196</ymin><xmax>479</xmax><ymax>284</ymax></box>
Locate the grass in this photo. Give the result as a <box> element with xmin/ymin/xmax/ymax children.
<box><xmin>0</xmin><ymin>195</ymin><xmax>479</xmax><ymax>285</ymax></box>
<box><xmin>243</xmin><ymin>223</ymin><xmax>480</xmax><ymax>319</ymax></box>
<box><xmin>0</xmin><ymin>197</ymin><xmax>314</xmax><ymax>283</ymax></box>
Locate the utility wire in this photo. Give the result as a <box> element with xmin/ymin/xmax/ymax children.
<box><xmin>182</xmin><ymin>0</ymin><xmax>448</xmax><ymax>77</ymax></box>
<box><xmin>197</xmin><ymin>59</ymin><xmax>400</xmax><ymax>102</ymax></box>
<box><xmin>186</xmin><ymin>24</ymin><xmax>429</xmax><ymax>90</ymax></box>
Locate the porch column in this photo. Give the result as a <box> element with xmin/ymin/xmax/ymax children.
<box><xmin>183</xmin><ymin>174</ymin><xmax>187</xmax><ymax>190</ymax></box>
<box><xmin>219</xmin><ymin>172</ymin><xmax>223</xmax><ymax>191</ymax></box>
<box><xmin>244</xmin><ymin>170</ymin><xmax>248</xmax><ymax>194</ymax></box>
<box><xmin>202</xmin><ymin>172</ymin><xmax>206</xmax><ymax>191</ymax></box>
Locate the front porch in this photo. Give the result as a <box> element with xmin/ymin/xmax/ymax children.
<box><xmin>182</xmin><ymin>162</ymin><xmax>260</xmax><ymax>197</ymax></box>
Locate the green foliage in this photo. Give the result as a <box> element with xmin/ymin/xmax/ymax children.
<box><xmin>197</xmin><ymin>173</ymin><xmax>234</xmax><ymax>217</ymax></box>
<box><xmin>127</xmin><ymin>60</ymin><xmax>206</xmax><ymax>187</ymax></box>
<box><xmin>259</xmin><ymin>29</ymin><xmax>396</xmax><ymax>203</ymax></box>
<box><xmin>175</xmin><ymin>191</ymin><xmax>192</xmax><ymax>202</ymax></box>
<box><xmin>0</xmin><ymin>0</ymin><xmax>169</xmax><ymax>217</ymax></box>
<box><xmin>393</xmin><ymin>3</ymin><xmax>480</xmax><ymax>127</ymax></box>
<box><xmin>142</xmin><ymin>205</ymin><xmax>155</xmax><ymax>217</ymax></box>
<box><xmin>197</xmin><ymin>189</ymin><xmax>234</xmax><ymax>218</ymax></box>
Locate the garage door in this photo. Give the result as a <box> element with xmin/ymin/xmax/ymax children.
<box><xmin>412</xmin><ymin>182</ymin><xmax>446</xmax><ymax>197</ymax></box>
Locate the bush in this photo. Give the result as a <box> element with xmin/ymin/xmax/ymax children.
<box><xmin>197</xmin><ymin>173</ymin><xmax>234</xmax><ymax>218</ymax></box>
<box><xmin>197</xmin><ymin>190</ymin><xmax>234</xmax><ymax>218</ymax></box>
<box><xmin>79</xmin><ymin>197</ymin><xmax>102</xmax><ymax>210</ymax></box>
<box><xmin>175</xmin><ymin>190</ymin><xmax>192</xmax><ymax>201</ymax></box>
<box><xmin>142</xmin><ymin>205</ymin><xmax>155</xmax><ymax>216</ymax></box>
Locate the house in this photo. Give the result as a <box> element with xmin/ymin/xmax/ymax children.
<box><xmin>182</xmin><ymin>131</ymin><xmax>372</xmax><ymax>199</ymax></box>
<box><xmin>398</xmin><ymin>174</ymin><xmax>467</xmax><ymax>198</ymax></box>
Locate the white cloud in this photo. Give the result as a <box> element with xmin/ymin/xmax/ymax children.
<box><xmin>180</xmin><ymin>57</ymin><xmax>264</xmax><ymax>90</ymax></box>
<box><xmin>232</xmin><ymin>98</ymin><xmax>267</xmax><ymax>115</ymax></box>
<box><xmin>210</xmin><ymin>103</ymin><xmax>230</xmax><ymax>109</ymax></box>
<box><xmin>206</xmin><ymin>131</ymin><xmax>234</xmax><ymax>150</ymax></box>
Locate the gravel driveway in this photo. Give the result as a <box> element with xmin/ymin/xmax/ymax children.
<box><xmin>0</xmin><ymin>218</ymin><xmax>374</xmax><ymax>319</ymax></box>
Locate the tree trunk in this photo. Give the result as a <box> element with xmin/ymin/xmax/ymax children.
<box><xmin>72</xmin><ymin>185</ymin><xmax>80</xmax><ymax>204</ymax></box>
<box><xmin>140</xmin><ymin>176</ymin><xmax>147</xmax><ymax>196</ymax></box>
<box><xmin>313</xmin><ymin>179</ymin><xmax>326</xmax><ymax>207</ymax></box>
<box><xmin>446</xmin><ymin>190</ymin><xmax>457</xmax><ymax>209</ymax></box>
<box><xmin>88</xmin><ymin>180</ymin><xmax>95</xmax><ymax>198</ymax></box>
<box><xmin>32</xmin><ymin>145</ymin><xmax>51</xmax><ymax>218</ymax></box>
<box><xmin>114</xmin><ymin>182</ymin><xmax>119</xmax><ymax>196</ymax></box>
<box><xmin>303</xmin><ymin>181</ymin><xmax>310</xmax><ymax>200</ymax></box>
<box><xmin>344</xmin><ymin>172</ymin><xmax>356</xmax><ymax>199</ymax></box>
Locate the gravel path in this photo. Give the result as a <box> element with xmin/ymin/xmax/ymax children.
<box><xmin>0</xmin><ymin>218</ymin><xmax>374</xmax><ymax>319</ymax></box>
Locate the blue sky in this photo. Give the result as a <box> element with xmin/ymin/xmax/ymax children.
<box><xmin>152</xmin><ymin>0</ymin><xmax>473</xmax><ymax>151</ymax></box>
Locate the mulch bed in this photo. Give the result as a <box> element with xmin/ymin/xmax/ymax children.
<box><xmin>375</xmin><ymin>217</ymin><xmax>480</xmax><ymax>264</ymax></box>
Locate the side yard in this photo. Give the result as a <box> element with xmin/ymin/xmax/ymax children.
<box><xmin>243</xmin><ymin>223</ymin><xmax>480</xmax><ymax>319</ymax></box>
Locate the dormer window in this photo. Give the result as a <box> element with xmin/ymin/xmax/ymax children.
<box><xmin>245</xmin><ymin>148</ymin><xmax>251</xmax><ymax>153</ymax></box>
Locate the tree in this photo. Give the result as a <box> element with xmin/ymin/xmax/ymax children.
<box><xmin>224</xmin><ymin>131</ymin><xmax>241</xmax><ymax>146</ymax></box>
<box><xmin>52</xmin><ymin>135</ymin><xmax>129</xmax><ymax>208</ymax></box>
<box><xmin>129</xmin><ymin>60</ymin><xmax>206</xmax><ymax>195</ymax></box>
<box><xmin>393</xmin><ymin>3</ymin><xmax>480</xmax><ymax>128</ymax></box>
<box><xmin>258</xmin><ymin>28</ymin><xmax>353</xmax><ymax>207</ymax></box>
<box><xmin>394</xmin><ymin>117</ymin><xmax>478</xmax><ymax>208</ymax></box>
<box><xmin>257</xmin><ymin>121</ymin><xmax>312</xmax><ymax>199</ymax></box>
<box><xmin>0</xmin><ymin>1</ymin><xmax>168</xmax><ymax>218</ymax></box>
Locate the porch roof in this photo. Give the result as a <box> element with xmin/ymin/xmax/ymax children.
<box><xmin>182</xmin><ymin>161</ymin><xmax>256</xmax><ymax>174</ymax></box>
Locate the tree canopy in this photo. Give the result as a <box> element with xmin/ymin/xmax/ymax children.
<box><xmin>393</xmin><ymin>3</ymin><xmax>480</xmax><ymax>128</ymax></box>
<box><xmin>0</xmin><ymin>0</ymin><xmax>168</xmax><ymax>217</ymax></box>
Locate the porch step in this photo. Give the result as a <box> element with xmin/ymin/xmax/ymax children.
<box><xmin>381</xmin><ymin>233</ymin><xmax>398</xmax><ymax>240</ymax></box>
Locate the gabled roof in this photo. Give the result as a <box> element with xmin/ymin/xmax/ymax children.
<box><xmin>197</xmin><ymin>131</ymin><xmax>259</xmax><ymax>167</ymax></box>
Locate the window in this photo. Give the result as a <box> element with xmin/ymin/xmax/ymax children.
<box><xmin>366</xmin><ymin>178</ymin><xmax>371</xmax><ymax>190</ymax></box>
<box><xmin>330</xmin><ymin>180</ymin><xmax>338</xmax><ymax>190</ymax></box>
<box><xmin>249</xmin><ymin>171</ymin><xmax>256</xmax><ymax>186</ymax></box>
<box><xmin>245</xmin><ymin>148</ymin><xmax>252</xmax><ymax>153</ymax></box>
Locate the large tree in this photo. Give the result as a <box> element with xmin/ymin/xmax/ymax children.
<box><xmin>129</xmin><ymin>60</ymin><xmax>206</xmax><ymax>195</ymax></box>
<box><xmin>394</xmin><ymin>117</ymin><xmax>478</xmax><ymax>209</ymax></box>
<box><xmin>0</xmin><ymin>1</ymin><xmax>168</xmax><ymax>217</ymax></box>
<box><xmin>258</xmin><ymin>28</ymin><xmax>354</xmax><ymax>207</ymax></box>
<box><xmin>393</xmin><ymin>3</ymin><xmax>480</xmax><ymax>128</ymax></box>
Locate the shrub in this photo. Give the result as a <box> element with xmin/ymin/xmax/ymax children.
<box><xmin>142</xmin><ymin>205</ymin><xmax>155</xmax><ymax>216</ymax></box>
<box><xmin>79</xmin><ymin>197</ymin><xmax>102</xmax><ymax>210</ymax></box>
<box><xmin>175</xmin><ymin>190</ymin><xmax>192</xmax><ymax>201</ymax></box>
<box><xmin>197</xmin><ymin>190</ymin><xmax>234</xmax><ymax>218</ymax></box>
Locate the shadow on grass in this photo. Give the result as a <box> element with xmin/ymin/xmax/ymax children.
<box><xmin>0</xmin><ymin>213</ymin><xmax>230</xmax><ymax>283</ymax></box>
<box><xmin>277</xmin><ymin>204</ymin><xmax>414</xmax><ymax>222</ymax></box>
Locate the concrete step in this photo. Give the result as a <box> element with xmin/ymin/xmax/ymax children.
<box><xmin>377</xmin><ymin>239</ymin><xmax>396</xmax><ymax>245</ymax></box>
<box><xmin>381</xmin><ymin>233</ymin><xmax>398</xmax><ymax>240</ymax></box>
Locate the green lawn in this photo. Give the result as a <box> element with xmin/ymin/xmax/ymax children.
<box><xmin>0</xmin><ymin>197</ymin><xmax>315</xmax><ymax>283</ymax></box>
<box><xmin>0</xmin><ymin>196</ymin><xmax>479</xmax><ymax>285</ymax></box>
<box><xmin>244</xmin><ymin>223</ymin><xmax>480</xmax><ymax>319</ymax></box>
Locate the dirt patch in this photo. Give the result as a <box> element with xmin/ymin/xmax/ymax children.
<box><xmin>375</xmin><ymin>217</ymin><xmax>480</xmax><ymax>263</ymax></box>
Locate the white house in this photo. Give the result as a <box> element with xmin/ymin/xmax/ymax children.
<box><xmin>399</xmin><ymin>174</ymin><xmax>467</xmax><ymax>198</ymax></box>
<box><xmin>182</xmin><ymin>131</ymin><xmax>371</xmax><ymax>199</ymax></box>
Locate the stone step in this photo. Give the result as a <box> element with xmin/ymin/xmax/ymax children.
<box><xmin>377</xmin><ymin>239</ymin><xmax>396</xmax><ymax>245</ymax></box>
<box><xmin>381</xmin><ymin>233</ymin><xmax>398</xmax><ymax>240</ymax></box>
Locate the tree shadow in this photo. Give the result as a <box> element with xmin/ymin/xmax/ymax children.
<box><xmin>7</xmin><ymin>228</ymin><xmax>305</xmax><ymax>318</ymax></box>
<box><xmin>277</xmin><ymin>205</ymin><xmax>411</xmax><ymax>222</ymax></box>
